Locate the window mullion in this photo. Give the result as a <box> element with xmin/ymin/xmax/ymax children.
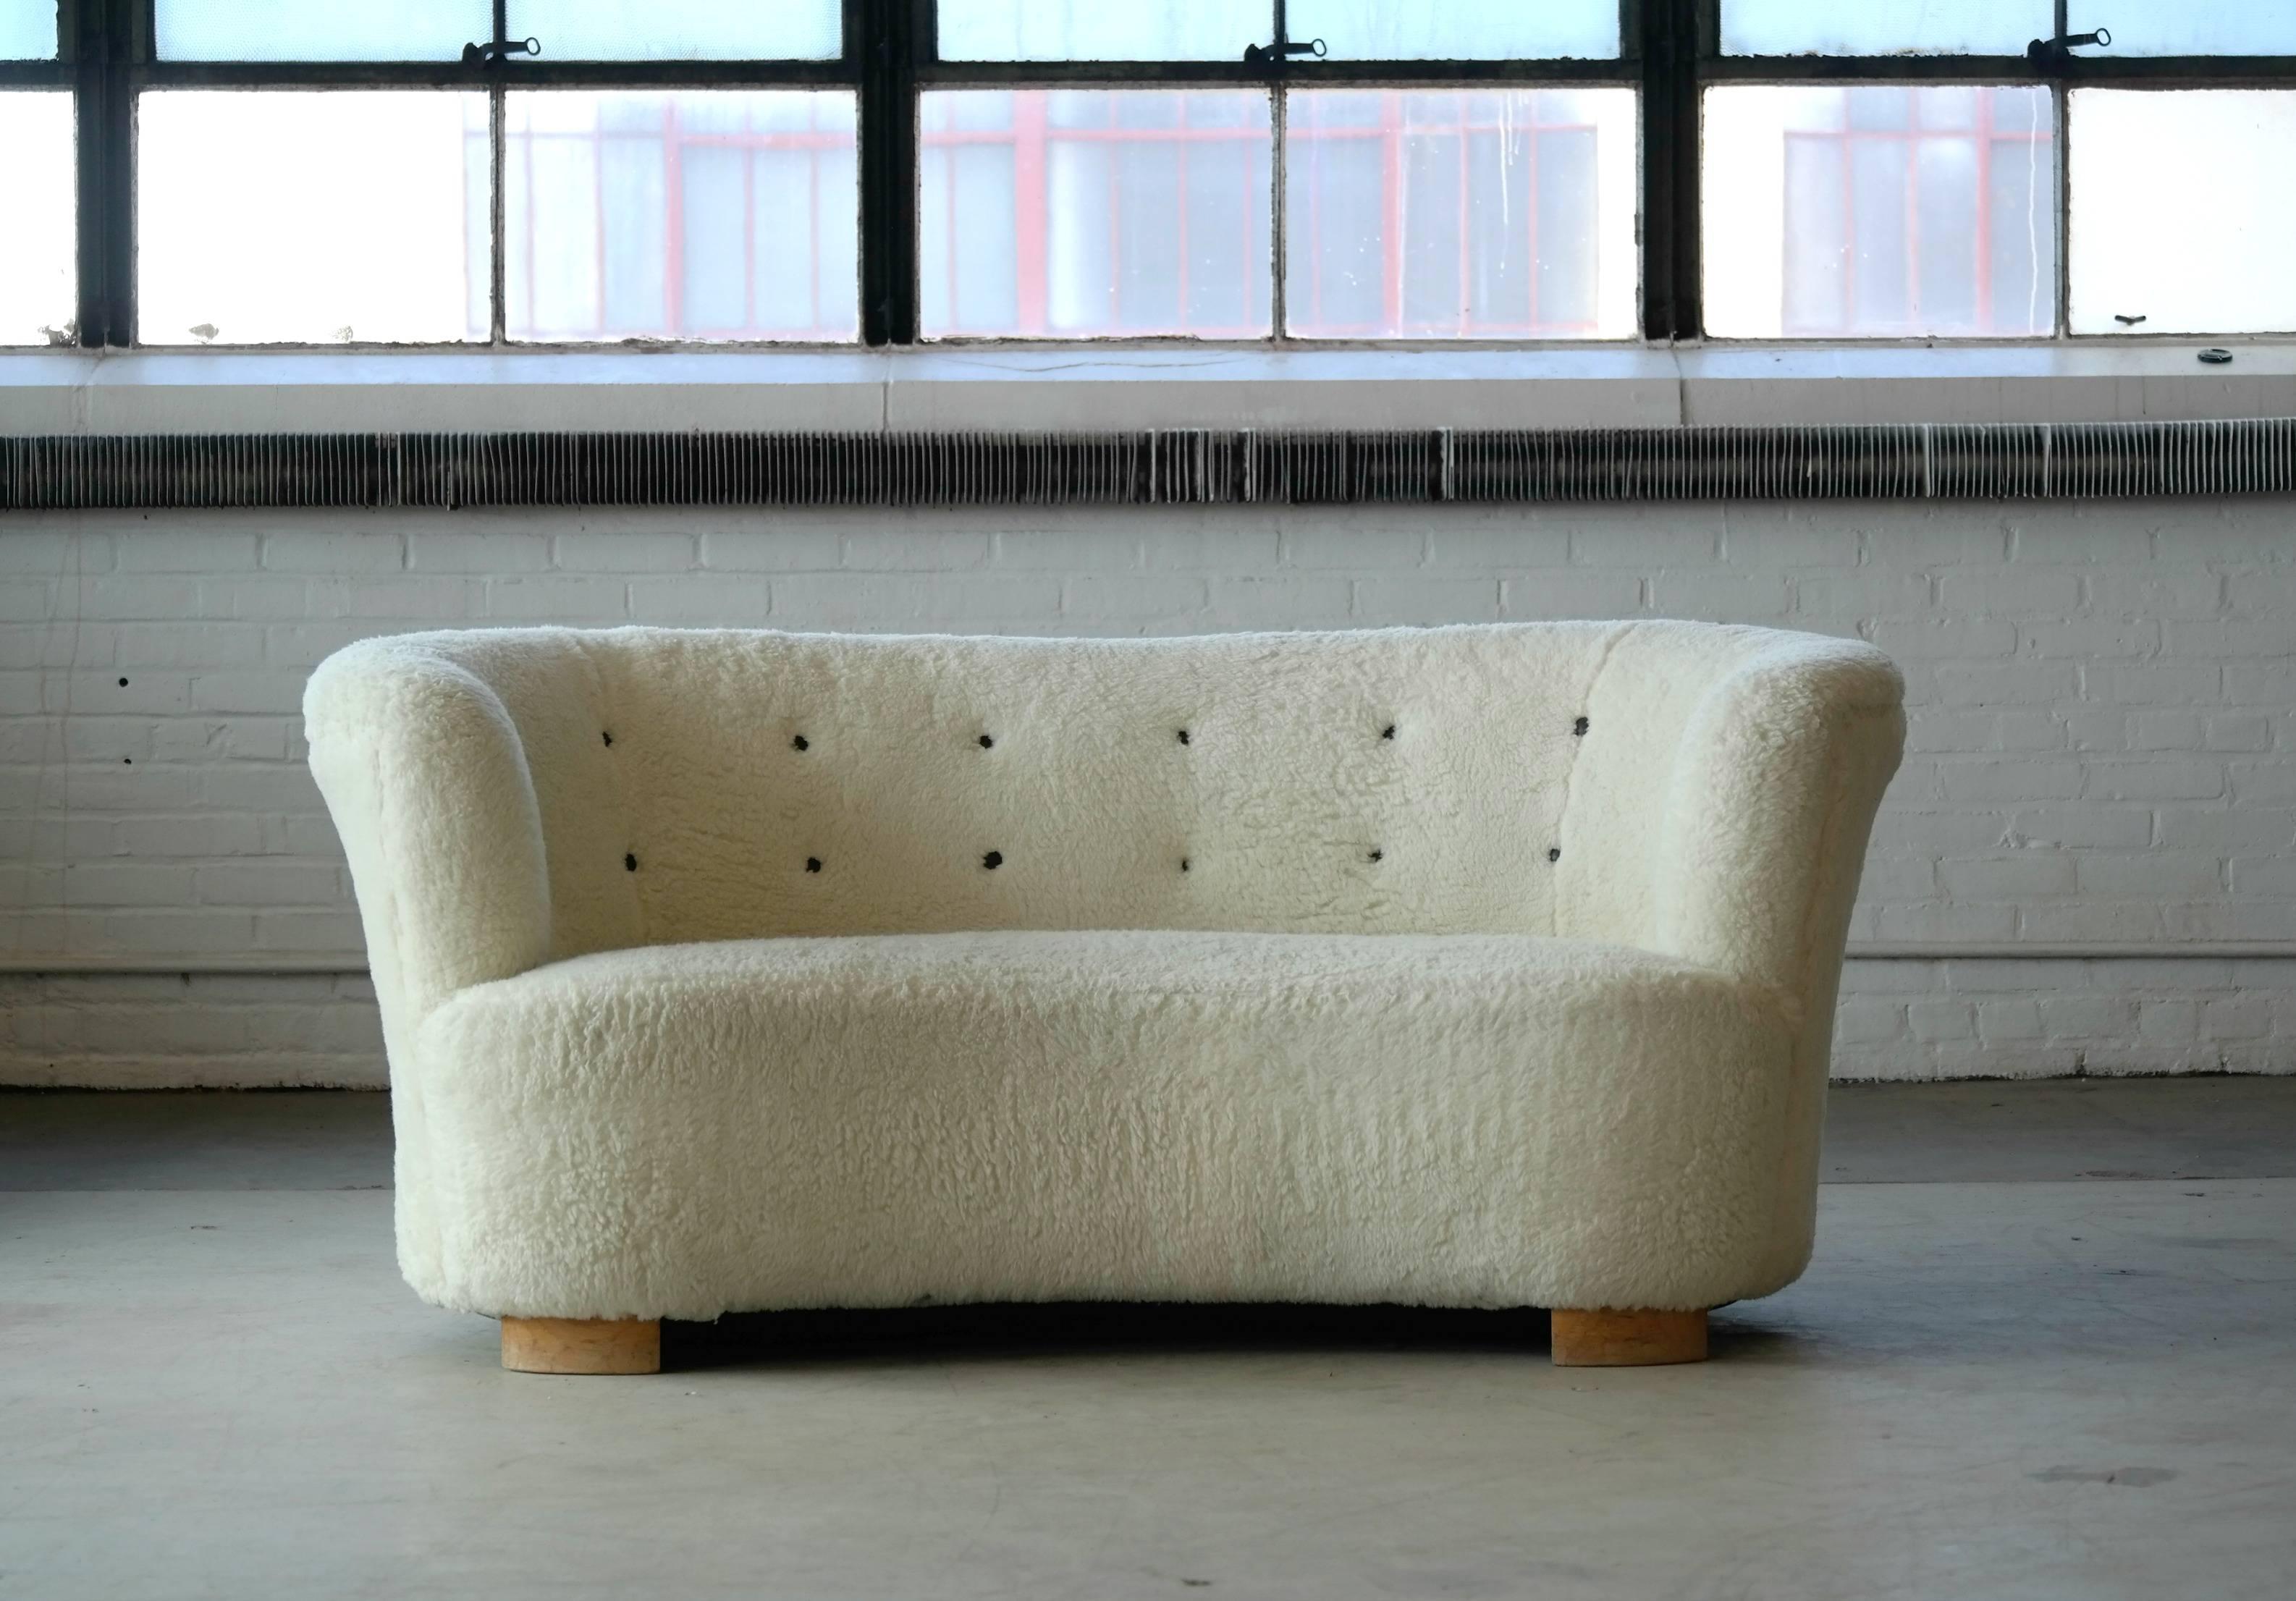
<box><xmin>857</xmin><ymin>0</ymin><xmax>921</xmax><ymax>345</ymax></box>
<box><xmin>480</xmin><ymin>0</ymin><xmax>507</xmax><ymax>346</ymax></box>
<box><xmin>2052</xmin><ymin>72</ymin><xmax>2072</xmax><ymax>338</ymax></box>
<box><xmin>71</xmin><ymin>0</ymin><xmax>138</xmax><ymax>347</ymax></box>
<box><xmin>1267</xmin><ymin>0</ymin><xmax>1288</xmax><ymax>345</ymax></box>
<box><xmin>489</xmin><ymin>84</ymin><xmax>506</xmax><ymax>345</ymax></box>
<box><xmin>1637</xmin><ymin>0</ymin><xmax>1702</xmax><ymax>342</ymax></box>
<box><xmin>115</xmin><ymin>0</ymin><xmax>146</xmax><ymax>346</ymax></box>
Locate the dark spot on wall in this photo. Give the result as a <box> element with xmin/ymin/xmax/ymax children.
<box><xmin>806</xmin><ymin>857</ymin><xmax>822</xmax><ymax>874</ymax></box>
<box><xmin>982</xmin><ymin>850</ymin><xmax>1003</xmax><ymax>869</ymax></box>
<box><xmin>602</xmin><ymin>731</ymin><xmax>613</xmax><ymax>747</ymax></box>
<box><xmin>1368</xmin><ymin>848</ymin><xmax>1383</xmax><ymax>863</ymax></box>
<box><xmin>1177</xmin><ymin>729</ymin><xmax>1190</xmax><ymax>745</ymax></box>
<box><xmin>792</xmin><ymin>734</ymin><xmax>809</xmax><ymax>751</ymax></box>
<box><xmin>1548</xmin><ymin>848</ymin><xmax>1561</xmax><ymax>863</ymax></box>
<box><xmin>117</xmin><ymin>677</ymin><xmax>128</xmax><ymax>687</ymax></box>
<box><xmin>1574</xmin><ymin>716</ymin><xmax>1590</xmax><ymax>736</ymax></box>
<box><xmin>1381</xmin><ymin>724</ymin><xmax>1396</xmax><ymax>740</ymax></box>
<box><xmin>1181</xmin><ymin>858</ymin><xmax>1191</xmax><ymax>872</ymax></box>
<box><xmin>979</xmin><ymin>734</ymin><xmax>995</xmax><ymax>749</ymax></box>
<box><xmin>624</xmin><ymin>853</ymin><xmax>638</xmax><ymax>872</ymax></box>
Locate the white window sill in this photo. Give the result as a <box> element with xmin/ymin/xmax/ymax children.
<box><xmin>3</xmin><ymin>344</ymin><xmax>2292</xmax><ymax>436</ymax></box>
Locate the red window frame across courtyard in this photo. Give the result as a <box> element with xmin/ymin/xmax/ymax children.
<box><xmin>491</xmin><ymin>95</ymin><xmax>861</xmax><ymax>342</ymax></box>
<box><xmin>920</xmin><ymin>91</ymin><xmax>1270</xmax><ymax>339</ymax></box>
<box><xmin>1779</xmin><ymin>87</ymin><xmax>2054</xmax><ymax>338</ymax></box>
<box><xmin>1286</xmin><ymin>91</ymin><xmax>1606</xmax><ymax>339</ymax></box>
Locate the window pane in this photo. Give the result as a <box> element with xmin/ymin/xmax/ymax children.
<box><xmin>1283</xmin><ymin>89</ymin><xmax>1635</xmax><ymax>339</ymax></box>
<box><xmin>1296</xmin><ymin>1</ymin><xmax>1616</xmax><ymax>60</ymax></box>
<box><xmin>2070</xmin><ymin>90</ymin><xmax>2296</xmax><ymax>334</ymax></box>
<box><xmin>157</xmin><ymin>1</ymin><xmax>484</xmax><ymax>60</ymax></box>
<box><xmin>919</xmin><ymin>90</ymin><xmax>1270</xmax><ymax>338</ymax></box>
<box><xmin>1723</xmin><ymin>1</ymin><xmax>2052</xmax><ymax>55</ymax></box>
<box><xmin>139</xmin><ymin>92</ymin><xmax>484</xmax><ymax>343</ymax></box>
<box><xmin>938</xmin><ymin>1</ymin><xmax>1261</xmax><ymax>62</ymax></box>
<box><xmin>2069</xmin><ymin>4</ymin><xmax>2296</xmax><ymax>55</ymax></box>
<box><xmin>1</xmin><ymin>1</ymin><xmax>56</xmax><ymax>57</ymax></box>
<box><xmin>504</xmin><ymin>91</ymin><xmax>857</xmax><ymax>342</ymax></box>
<box><xmin>0</xmin><ymin>92</ymin><xmax>74</xmax><ymax>344</ymax></box>
<box><xmin>1703</xmin><ymin>86</ymin><xmax>2056</xmax><ymax>337</ymax></box>
<box><xmin>507</xmin><ymin>0</ymin><xmax>839</xmax><ymax>61</ymax></box>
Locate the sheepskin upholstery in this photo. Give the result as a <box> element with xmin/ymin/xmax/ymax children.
<box><xmin>305</xmin><ymin>621</ymin><xmax>1903</xmax><ymax>1321</ymax></box>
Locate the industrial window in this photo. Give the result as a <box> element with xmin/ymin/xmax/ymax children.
<box><xmin>1</xmin><ymin>1</ymin><xmax>2292</xmax><ymax>349</ymax></box>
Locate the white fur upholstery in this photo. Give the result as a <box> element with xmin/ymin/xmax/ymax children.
<box><xmin>305</xmin><ymin>621</ymin><xmax>1903</xmax><ymax>1320</ymax></box>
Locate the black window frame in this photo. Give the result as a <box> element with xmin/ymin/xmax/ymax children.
<box><xmin>6</xmin><ymin>0</ymin><xmax>2295</xmax><ymax>351</ymax></box>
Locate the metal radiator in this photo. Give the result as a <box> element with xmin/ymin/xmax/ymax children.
<box><xmin>4</xmin><ymin>421</ymin><xmax>2295</xmax><ymax>511</ymax></box>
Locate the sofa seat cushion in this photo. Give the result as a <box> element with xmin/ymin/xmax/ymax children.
<box><xmin>413</xmin><ymin>930</ymin><xmax>1802</xmax><ymax>1321</ymax></box>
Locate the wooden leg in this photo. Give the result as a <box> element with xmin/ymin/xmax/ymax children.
<box><xmin>1550</xmin><ymin>1308</ymin><xmax>1708</xmax><ymax>1367</ymax></box>
<box><xmin>500</xmin><ymin>1317</ymin><xmax>662</xmax><ymax>1375</ymax></box>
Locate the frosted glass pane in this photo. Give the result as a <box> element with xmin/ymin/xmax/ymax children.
<box><xmin>1</xmin><ymin>1</ymin><xmax>56</xmax><ymax>58</ymax></box>
<box><xmin>1704</xmin><ymin>86</ymin><xmax>2056</xmax><ymax>337</ymax></box>
<box><xmin>504</xmin><ymin>91</ymin><xmax>857</xmax><ymax>341</ymax></box>
<box><xmin>139</xmin><ymin>92</ymin><xmax>485</xmax><ymax>343</ymax></box>
<box><xmin>1295</xmin><ymin>1</ymin><xmax>1616</xmax><ymax>60</ymax></box>
<box><xmin>0</xmin><ymin>93</ymin><xmax>75</xmax><ymax>344</ymax></box>
<box><xmin>2070</xmin><ymin>90</ymin><xmax>2296</xmax><ymax>334</ymax></box>
<box><xmin>919</xmin><ymin>90</ymin><xmax>1271</xmax><ymax>337</ymax></box>
<box><xmin>157</xmin><ymin>1</ymin><xmax>483</xmax><ymax>60</ymax></box>
<box><xmin>1284</xmin><ymin>89</ymin><xmax>1636</xmax><ymax>339</ymax></box>
<box><xmin>2071</xmin><ymin>4</ymin><xmax>2296</xmax><ymax>54</ymax></box>
<box><xmin>939</xmin><ymin>1</ymin><xmax>1261</xmax><ymax>61</ymax></box>
<box><xmin>507</xmin><ymin>1</ymin><xmax>839</xmax><ymax>60</ymax></box>
<box><xmin>1723</xmin><ymin>1</ymin><xmax>2052</xmax><ymax>55</ymax></box>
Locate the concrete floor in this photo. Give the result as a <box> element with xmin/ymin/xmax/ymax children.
<box><xmin>3</xmin><ymin>1081</ymin><xmax>2293</xmax><ymax>1601</ymax></box>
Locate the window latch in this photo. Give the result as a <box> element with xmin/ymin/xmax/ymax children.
<box><xmin>1243</xmin><ymin>35</ymin><xmax>1326</xmax><ymax>65</ymax></box>
<box><xmin>2026</xmin><ymin>25</ymin><xmax>2109</xmax><ymax>64</ymax></box>
<box><xmin>462</xmin><ymin>35</ymin><xmax>541</xmax><ymax>66</ymax></box>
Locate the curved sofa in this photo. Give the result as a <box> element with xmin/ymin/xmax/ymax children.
<box><xmin>305</xmin><ymin>621</ymin><xmax>1904</xmax><ymax>1373</ymax></box>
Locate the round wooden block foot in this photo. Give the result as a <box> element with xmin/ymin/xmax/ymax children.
<box><xmin>500</xmin><ymin>1317</ymin><xmax>661</xmax><ymax>1374</ymax></box>
<box><xmin>1550</xmin><ymin>1308</ymin><xmax>1708</xmax><ymax>1367</ymax></box>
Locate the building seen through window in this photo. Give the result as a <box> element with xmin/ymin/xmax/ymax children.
<box><xmin>1705</xmin><ymin>86</ymin><xmax>2056</xmax><ymax>339</ymax></box>
<box><xmin>495</xmin><ymin>92</ymin><xmax>859</xmax><ymax>342</ymax></box>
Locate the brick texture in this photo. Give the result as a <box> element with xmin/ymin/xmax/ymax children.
<box><xmin>3</xmin><ymin>498</ymin><xmax>2291</xmax><ymax>1084</ymax></box>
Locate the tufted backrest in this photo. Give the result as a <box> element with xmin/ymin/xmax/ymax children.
<box><xmin>444</xmin><ymin>622</ymin><xmax>1627</xmax><ymax>958</ymax></box>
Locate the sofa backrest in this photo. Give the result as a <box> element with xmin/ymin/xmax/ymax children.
<box><xmin>312</xmin><ymin>620</ymin><xmax>1901</xmax><ymax>996</ymax></box>
<box><xmin>324</xmin><ymin>620</ymin><xmax>1910</xmax><ymax>973</ymax></box>
<box><xmin>454</xmin><ymin>622</ymin><xmax>1660</xmax><ymax>960</ymax></box>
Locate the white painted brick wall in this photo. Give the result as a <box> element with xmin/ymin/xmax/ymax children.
<box><xmin>3</xmin><ymin>497</ymin><xmax>2291</xmax><ymax>1086</ymax></box>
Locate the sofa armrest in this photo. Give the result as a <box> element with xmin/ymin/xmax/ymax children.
<box><xmin>305</xmin><ymin>639</ymin><xmax>552</xmax><ymax>1035</ymax></box>
<box><xmin>1649</xmin><ymin>637</ymin><xmax>1905</xmax><ymax>1024</ymax></box>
